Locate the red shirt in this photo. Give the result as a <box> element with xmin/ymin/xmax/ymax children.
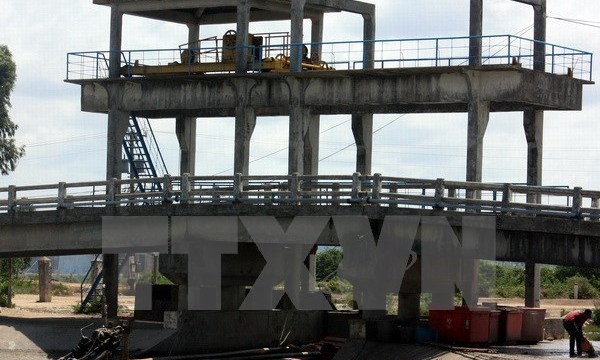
<box><xmin>563</xmin><ymin>310</ymin><xmax>590</xmax><ymax>328</ymax></box>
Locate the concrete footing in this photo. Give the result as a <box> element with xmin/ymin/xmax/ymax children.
<box><xmin>142</xmin><ymin>310</ymin><xmax>326</xmax><ymax>355</ymax></box>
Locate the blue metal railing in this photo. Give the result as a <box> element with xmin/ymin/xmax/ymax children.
<box><xmin>66</xmin><ymin>34</ymin><xmax>593</xmax><ymax>81</ymax></box>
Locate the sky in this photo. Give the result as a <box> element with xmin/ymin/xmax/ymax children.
<box><xmin>0</xmin><ymin>0</ymin><xmax>599</xmax><ymax>199</ymax></box>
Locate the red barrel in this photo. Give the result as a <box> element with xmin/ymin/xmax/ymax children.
<box><xmin>428</xmin><ymin>306</ymin><xmax>490</xmax><ymax>344</ymax></box>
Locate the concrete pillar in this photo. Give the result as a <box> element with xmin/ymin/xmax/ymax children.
<box><xmin>523</xmin><ymin>1</ymin><xmax>545</xmax><ymax>308</ymax></box>
<box><xmin>469</xmin><ymin>0</ymin><xmax>483</xmax><ymax>66</ymax></box>
<box><xmin>464</xmin><ymin>99</ymin><xmax>488</xmax><ymax>309</ymax></box>
<box><xmin>187</xmin><ymin>23</ymin><xmax>199</xmax><ymax>48</ymax></box>
<box><xmin>38</xmin><ymin>257</ymin><xmax>52</xmax><ymax>303</ymax></box>
<box><xmin>524</xmin><ymin>109</ymin><xmax>543</xmax><ymax>202</ymax></box>
<box><xmin>176</xmin><ymin>117</ymin><xmax>197</xmax><ymax>175</ymax></box>
<box><xmin>290</xmin><ymin>0</ymin><xmax>306</xmax><ymax>72</ymax></box>
<box><xmin>304</xmin><ymin>16</ymin><xmax>322</xmax><ymax>175</ymax></box>
<box><xmin>398</xmin><ymin>294</ymin><xmax>420</xmax><ymax>322</ymax></box>
<box><xmin>234</xmin><ymin>106</ymin><xmax>256</xmax><ymax>175</ymax></box>
<box><xmin>533</xmin><ymin>1</ymin><xmax>547</xmax><ymax>72</ymax></box>
<box><xmin>352</xmin><ymin>114</ymin><xmax>373</xmax><ymax>175</ymax></box>
<box><xmin>525</xmin><ymin>259</ymin><xmax>541</xmax><ymax>308</ymax></box>
<box><xmin>288</xmin><ymin>105</ymin><xmax>310</xmax><ymax>174</ymax></box>
<box><xmin>221</xmin><ymin>286</ymin><xmax>246</xmax><ymax>311</ymax></box>
<box><xmin>236</xmin><ymin>0</ymin><xmax>250</xmax><ymax>73</ymax></box>
<box><xmin>310</xmin><ymin>15</ymin><xmax>324</xmax><ymax>62</ymax></box>
<box><xmin>105</xmin><ymin>3</ymin><xmax>126</xmax><ymax>319</ymax></box>
<box><xmin>466</xmin><ymin>100</ymin><xmax>489</xmax><ymax>186</ymax></box>
<box><xmin>398</xmin><ymin>257</ymin><xmax>421</xmax><ymax>323</ymax></box>
<box><xmin>362</xmin><ymin>13</ymin><xmax>376</xmax><ymax>69</ymax></box>
<box><xmin>303</xmin><ymin>116</ymin><xmax>320</xmax><ymax>175</ymax></box>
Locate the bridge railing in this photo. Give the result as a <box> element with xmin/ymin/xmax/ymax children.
<box><xmin>66</xmin><ymin>35</ymin><xmax>593</xmax><ymax>81</ymax></box>
<box><xmin>2</xmin><ymin>174</ymin><xmax>600</xmax><ymax>220</ymax></box>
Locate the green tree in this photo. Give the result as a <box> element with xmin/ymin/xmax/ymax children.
<box><xmin>0</xmin><ymin>45</ymin><xmax>25</xmax><ymax>175</ymax></box>
<box><xmin>316</xmin><ymin>247</ymin><xmax>343</xmax><ymax>281</ymax></box>
<box><xmin>0</xmin><ymin>258</ymin><xmax>30</xmax><ymax>307</ymax></box>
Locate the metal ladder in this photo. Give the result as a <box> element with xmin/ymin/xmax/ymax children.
<box><xmin>80</xmin><ymin>114</ymin><xmax>168</xmax><ymax>311</ymax></box>
<box><xmin>79</xmin><ymin>254</ymin><xmax>133</xmax><ymax>312</ymax></box>
<box><xmin>122</xmin><ymin>113</ymin><xmax>168</xmax><ymax>193</ymax></box>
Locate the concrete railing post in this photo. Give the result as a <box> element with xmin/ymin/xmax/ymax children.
<box><xmin>592</xmin><ymin>197</ymin><xmax>599</xmax><ymax>222</ymax></box>
<box><xmin>181</xmin><ymin>173</ymin><xmax>190</xmax><ymax>204</ymax></box>
<box><xmin>502</xmin><ymin>183</ymin><xmax>512</xmax><ymax>214</ymax></box>
<box><xmin>290</xmin><ymin>172</ymin><xmax>300</xmax><ymax>200</ymax></box>
<box><xmin>390</xmin><ymin>183</ymin><xmax>398</xmax><ymax>208</ymax></box>
<box><xmin>332</xmin><ymin>183</ymin><xmax>340</xmax><ymax>204</ymax></box>
<box><xmin>163</xmin><ymin>174</ymin><xmax>172</xmax><ymax>203</ymax></box>
<box><xmin>434</xmin><ymin>178</ymin><xmax>445</xmax><ymax>209</ymax></box>
<box><xmin>38</xmin><ymin>257</ymin><xmax>52</xmax><ymax>303</ymax></box>
<box><xmin>57</xmin><ymin>182</ymin><xmax>67</xmax><ymax>209</ymax></box>
<box><xmin>447</xmin><ymin>187</ymin><xmax>456</xmax><ymax>211</ymax></box>
<box><xmin>8</xmin><ymin>185</ymin><xmax>16</xmax><ymax>212</ymax></box>
<box><xmin>107</xmin><ymin>178</ymin><xmax>117</xmax><ymax>205</ymax></box>
<box><xmin>233</xmin><ymin>173</ymin><xmax>244</xmax><ymax>202</ymax></box>
<box><xmin>372</xmin><ymin>173</ymin><xmax>382</xmax><ymax>201</ymax></box>
<box><xmin>572</xmin><ymin>187</ymin><xmax>583</xmax><ymax>218</ymax></box>
<box><xmin>351</xmin><ymin>172</ymin><xmax>362</xmax><ymax>200</ymax></box>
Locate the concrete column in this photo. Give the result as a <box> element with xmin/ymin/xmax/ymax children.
<box><xmin>176</xmin><ymin>117</ymin><xmax>197</xmax><ymax>175</ymax></box>
<box><xmin>466</xmin><ymin>100</ymin><xmax>489</xmax><ymax>186</ymax></box>
<box><xmin>106</xmin><ymin>3</ymin><xmax>126</xmax><ymax>317</ymax></box>
<box><xmin>398</xmin><ymin>257</ymin><xmax>421</xmax><ymax>323</ymax></box>
<box><xmin>524</xmin><ymin>109</ymin><xmax>543</xmax><ymax>202</ymax></box>
<box><xmin>303</xmin><ymin>115</ymin><xmax>320</xmax><ymax>175</ymax></box>
<box><xmin>289</xmin><ymin>105</ymin><xmax>310</xmax><ymax>174</ymax></box>
<box><xmin>352</xmin><ymin>114</ymin><xmax>373</xmax><ymax>175</ymax></box>
<box><xmin>221</xmin><ymin>286</ymin><xmax>246</xmax><ymax>311</ymax></box>
<box><xmin>310</xmin><ymin>15</ymin><xmax>324</xmax><ymax>62</ymax></box>
<box><xmin>290</xmin><ymin>0</ymin><xmax>306</xmax><ymax>72</ymax></box>
<box><xmin>38</xmin><ymin>257</ymin><xmax>52</xmax><ymax>303</ymax></box>
<box><xmin>533</xmin><ymin>1</ymin><xmax>547</xmax><ymax>72</ymax></box>
<box><xmin>469</xmin><ymin>0</ymin><xmax>483</xmax><ymax>67</ymax></box>
<box><xmin>304</xmin><ymin>18</ymin><xmax>322</xmax><ymax>176</ymax></box>
<box><xmin>362</xmin><ymin>14</ymin><xmax>376</xmax><ymax>69</ymax></box>
<box><xmin>234</xmin><ymin>106</ymin><xmax>257</xmax><ymax>175</ymax></box>
<box><xmin>525</xmin><ymin>259</ymin><xmax>541</xmax><ymax>308</ymax></box>
<box><xmin>236</xmin><ymin>0</ymin><xmax>250</xmax><ymax>73</ymax></box>
<box><xmin>187</xmin><ymin>23</ymin><xmax>199</xmax><ymax>48</ymax></box>
<box><xmin>109</xmin><ymin>5</ymin><xmax>123</xmax><ymax>78</ymax></box>
<box><xmin>398</xmin><ymin>294</ymin><xmax>420</xmax><ymax>322</ymax></box>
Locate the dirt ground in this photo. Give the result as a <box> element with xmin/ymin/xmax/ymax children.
<box><xmin>0</xmin><ymin>293</ymin><xmax>135</xmax><ymax>319</ymax></box>
<box><xmin>0</xmin><ymin>289</ymin><xmax>594</xmax><ymax>319</ymax></box>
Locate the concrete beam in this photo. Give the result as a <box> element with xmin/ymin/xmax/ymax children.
<box><xmin>102</xmin><ymin>0</ymin><xmax>237</xmax><ymax>12</ymax></box>
<box><xmin>236</xmin><ymin>1</ymin><xmax>251</xmax><ymax>74</ymax></box>
<box><xmin>512</xmin><ymin>0</ymin><xmax>544</xmax><ymax>6</ymax></box>
<box><xmin>74</xmin><ymin>68</ymin><xmax>586</xmax><ymax>117</ymax></box>
<box><xmin>6</xmin><ymin>208</ymin><xmax>600</xmax><ymax>267</ymax></box>
<box><xmin>132</xmin><ymin>10</ymin><xmax>198</xmax><ymax>25</ymax></box>
<box><xmin>305</xmin><ymin>0</ymin><xmax>375</xmax><ymax>16</ymax></box>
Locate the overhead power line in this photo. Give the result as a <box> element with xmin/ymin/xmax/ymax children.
<box><xmin>546</xmin><ymin>15</ymin><xmax>600</xmax><ymax>29</ymax></box>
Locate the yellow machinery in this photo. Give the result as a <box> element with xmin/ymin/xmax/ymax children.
<box><xmin>121</xmin><ymin>30</ymin><xmax>332</xmax><ymax>77</ymax></box>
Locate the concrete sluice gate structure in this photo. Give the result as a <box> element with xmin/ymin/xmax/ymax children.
<box><xmin>61</xmin><ymin>0</ymin><xmax>593</xmax><ymax>355</ymax></box>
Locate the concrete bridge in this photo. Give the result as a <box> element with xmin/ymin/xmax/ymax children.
<box><xmin>2</xmin><ymin>173</ymin><xmax>600</xmax><ymax>268</ymax></box>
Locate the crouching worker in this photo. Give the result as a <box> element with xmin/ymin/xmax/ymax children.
<box><xmin>563</xmin><ymin>309</ymin><xmax>592</xmax><ymax>357</ymax></box>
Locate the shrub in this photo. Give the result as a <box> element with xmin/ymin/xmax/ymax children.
<box><xmin>316</xmin><ymin>248</ymin><xmax>343</xmax><ymax>282</ymax></box>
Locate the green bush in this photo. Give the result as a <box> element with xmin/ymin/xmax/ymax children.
<box><xmin>565</xmin><ymin>276</ymin><xmax>598</xmax><ymax>299</ymax></box>
<box><xmin>318</xmin><ymin>277</ymin><xmax>352</xmax><ymax>294</ymax></box>
<box><xmin>316</xmin><ymin>247</ymin><xmax>343</xmax><ymax>282</ymax></box>
<box><xmin>75</xmin><ymin>296</ymin><xmax>105</xmax><ymax>314</ymax></box>
<box><xmin>592</xmin><ymin>307</ymin><xmax>600</xmax><ymax>325</ymax></box>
